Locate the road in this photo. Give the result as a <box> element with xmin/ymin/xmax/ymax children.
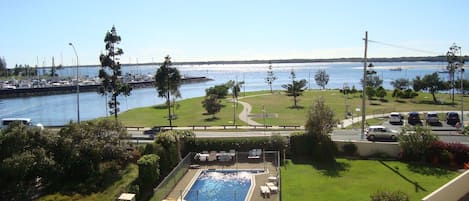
<box><xmin>128</xmin><ymin>128</ymin><xmax>469</xmax><ymax>145</ymax></box>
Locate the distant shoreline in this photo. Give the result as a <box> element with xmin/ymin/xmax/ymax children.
<box><xmin>33</xmin><ymin>55</ymin><xmax>467</xmax><ymax>69</ymax></box>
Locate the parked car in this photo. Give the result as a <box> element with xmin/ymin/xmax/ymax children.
<box><xmin>425</xmin><ymin>112</ymin><xmax>440</xmax><ymax>125</ymax></box>
<box><xmin>407</xmin><ymin>112</ymin><xmax>421</xmax><ymax>125</ymax></box>
<box><xmin>388</xmin><ymin>112</ymin><xmax>403</xmax><ymax>125</ymax></box>
<box><xmin>1</xmin><ymin>118</ymin><xmax>44</xmax><ymax>130</ymax></box>
<box><xmin>446</xmin><ymin>112</ymin><xmax>460</xmax><ymax>126</ymax></box>
<box><xmin>365</xmin><ymin>125</ymin><xmax>399</xmax><ymax>141</ymax></box>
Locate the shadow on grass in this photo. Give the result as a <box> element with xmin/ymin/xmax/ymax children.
<box><xmin>416</xmin><ymin>100</ymin><xmax>456</xmax><ymax>106</ymax></box>
<box><xmin>290</xmin><ymin>156</ymin><xmax>350</xmax><ymax>177</ymax></box>
<box><xmin>287</xmin><ymin>105</ymin><xmax>305</xmax><ymax>109</ymax></box>
<box><xmin>395</xmin><ymin>99</ymin><xmax>407</xmax><ymax>103</ymax></box>
<box><xmin>407</xmin><ymin>162</ymin><xmax>452</xmax><ymax>176</ymax></box>
<box><xmin>152</xmin><ymin>105</ymin><xmax>168</xmax><ymax>110</ymax></box>
<box><xmin>379</xmin><ymin>161</ymin><xmax>427</xmax><ymax>192</ymax></box>
<box><xmin>203</xmin><ymin>117</ymin><xmax>219</xmax><ymax>122</ymax></box>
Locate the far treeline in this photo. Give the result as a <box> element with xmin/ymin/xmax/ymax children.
<box><xmin>2</xmin><ymin>55</ymin><xmax>469</xmax><ymax>70</ymax></box>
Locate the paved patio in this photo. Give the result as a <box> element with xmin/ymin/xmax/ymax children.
<box><xmin>163</xmin><ymin>153</ymin><xmax>280</xmax><ymax>201</ymax></box>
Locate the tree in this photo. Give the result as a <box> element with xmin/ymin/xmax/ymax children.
<box><xmin>376</xmin><ymin>86</ymin><xmax>387</xmax><ymax>100</ymax></box>
<box><xmin>446</xmin><ymin>43</ymin><xmax>464</xmax><ymax>103</ymax></box>
<box><xmin>282</xmin><ymin>70</ymin><xmax>307</xmax><ymax>108</ymax></box>
<box><xmin>231</xmin><ymin>80</ymin><xmax>244</xmax><ymax>125</ymax></box>
<box><xmin>305</xmin><ymin>98</ymin><xmax>339</xmax><ymax>162</ymax></box>
<box><xmin>390</xmin><ymin>78</ymin><xmax>410</xmax><ymax>90</ymax></box>
<box><xmin>265</xmin><ymin>61</ymin><xmax>277</xmax><ymax>93</ymax></box>
<box><xmin>205</xmin><ymin>83</ymin><xmax>230</xmax><ymax>98</ymax></box>
<box><xmin>137</xmin><ymin>154</ymin><xmax>160</xmax><ymax>194</ymax></box>
<box><xmin>399</xmin><ymin>126</ymin><xmax>438</xmax><ymax>162</ymax></box>
<box><xmin>412</xmin><ymin>72</ymin><xmax>449</xmax><ymax>103</ymax></box>
<box><xmin>98</xmin><ymin>26</ymin><xmax>132</xmax><ymax>119</ymax></box>
<box><xmin>202</xmin><ymin>94</ymin><xmax>222</xmax><ymax>119</ymax></box>
<box><xmin>314</xmin><ymin>69</ymin><xmax>329</xmax><ymax>90</ymax></box>
<box><xmin>0</xmin><ymin>56</ymin><xmax>6</xmax><ymax>76</ymax></box>
<box><xmin>365</xmin><ymin>86</ymin><xmax>376</xmax><ymax>100</ymax></box>
<box><xmin>154</xmin><ymin>55</ymin><xmax>182</xmax><ymax>127</ymax></box>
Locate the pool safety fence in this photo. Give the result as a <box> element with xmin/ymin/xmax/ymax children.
<box><xmin>151</xmin><ymin>152</ymin><xmax>194</xmax><ymax>201</ymax></box>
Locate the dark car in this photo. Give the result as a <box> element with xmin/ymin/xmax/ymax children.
<box><xmin>446</xmin><ymin>112</ymin><xmax>460</xmax><ymax>126</ymax></box>
<box><xmin>407</xmin><ymin>112</ymin><xmax>421</xmax><ymax>125</ymax></box>
<box><xmin>143</xmin><ymin>126</ymin><xmax>164</xmax><ymax>135</ymax></box>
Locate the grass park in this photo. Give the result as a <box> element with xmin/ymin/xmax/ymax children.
<box><xmin>117</xmin><ymin>89</ymin><xmax>469</xmax><ymax>128</ymax></box>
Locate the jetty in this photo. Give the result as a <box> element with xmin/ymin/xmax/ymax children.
<box><xmin>0</xmin><ymin>76</ymin><xmax>212</xmax><ymax>98</ymax></box>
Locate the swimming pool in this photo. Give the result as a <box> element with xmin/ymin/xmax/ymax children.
<box><xmin>184</xmin><ymin>169</ymin><xmax>264</xmax><ymax>201</ymax></box>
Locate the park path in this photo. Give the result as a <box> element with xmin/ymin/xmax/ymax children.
<box><xmin>233</xmin><ymin>93</ymin><xmax>273</xmax><ymax>126</ymax></box>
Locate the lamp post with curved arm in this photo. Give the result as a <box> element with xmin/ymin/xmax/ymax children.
<box><xmin>68</xmin><ymin>43</ymin><xmax>80</xmax><ymax>124</ymax></box>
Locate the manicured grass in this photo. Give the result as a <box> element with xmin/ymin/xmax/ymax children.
<box><xmin>245</xmin><ymin>90</ymin><xmax>468</xmax><ymax>126</ymax></box>
<box><xmin>117</xmin><ymin>89</ymin><xmax>468</xmax><ymax>127</ymax></box>
<box><xmin>281</xmin><ymin>159</ymin><xmax>459</xmax><ymax>201</ymax></box>
<box><xmin>38</xmin><ymin>164</ymin><xmax>138</xmax><ymax>201</ymax></box>
<box><xmin>118</xmin><ymin>97</ymin><xmax>247</xmax><ymax>127</ymax></box>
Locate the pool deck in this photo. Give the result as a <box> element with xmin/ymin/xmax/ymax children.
<box><xmin>165</xmin><ymin>160</ymin><xmax>280</xmax><ymax>201</ymax></box>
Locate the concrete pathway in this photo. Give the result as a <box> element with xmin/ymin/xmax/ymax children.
<box><xmin>237</xmin><ymin>100</ymin><xmax>263</xmax><ymax>126</ymax></box>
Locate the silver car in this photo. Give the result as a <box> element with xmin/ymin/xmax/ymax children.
<box><xmin>365</xmin><ymin>125</ymin><xmax>399</xmax><ymax>141</ymax></box>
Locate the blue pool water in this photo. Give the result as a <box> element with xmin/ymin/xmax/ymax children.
<box><xmin>184</xmin><ymin>170</ymin><xmax>264</xmax><ymax>201</ymax></box>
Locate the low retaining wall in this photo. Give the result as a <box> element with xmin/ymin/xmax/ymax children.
<box><xmin>335</xmin><ymin>140</ymin><xmax>401</xmax><ymax>158</ymax></box>
<box><xmin>421</xmin><ymin>170</ymin><xmax>469</xmax><ymax>201</ymax></box>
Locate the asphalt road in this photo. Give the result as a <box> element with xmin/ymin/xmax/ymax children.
<box><xmin>128</xmin><ymin>126</ymin><xmax>469</xmax><ymax>145</ymax></box>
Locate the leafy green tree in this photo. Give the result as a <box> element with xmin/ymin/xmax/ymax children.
<box><xmin>98</xmin><ymin>26</ymin><xmax>132</xmax><ymax>119</ymax></box>
<box><xmin>305</xmin><ymin>98</ymin><xmax>339</xmax><ymax>162</ymax></box>
<box><xmin>365</xmin><ymin>86</ymin><xmax>376</xmax><ymax>100</ymax></box>
<box><xmin>137</xmin><ymin>154</ymin><xmax>160</xmax><ymax>194</ymax></box>
<box><xmin>392</xmin><ymin>89</ymin><xmax>404</xmax><ymax>101</ymax></box>
<box><xmin>265</xmin><ymin>61</ymin><xmax>277</xmax><ymax>93</ymax></box>
<box><xmin>314</xmin><ymin>69</ymin><xmax>329</xmax><ymax>90</ymax></box>
<box><xmin>376</xmin><ymin>86</ymin><xmax>387</xmax><ymax>100</ymax></box>
<box><xmin>390</xmin><ymin>78</ymin><xmax>410</xmax><ymax>90</ymax></box>
<box><xmin>154</xmin><ymin>55</ymin><xmax>181</xmax><ymax>127</ymax></box>
<box><xmin>399</xmin><ymin>126</ymin><xmax>438</xmax><ymax>162</ymax></box>
<box><xmin>202</xmin><ymin>94</ymin><xmax>222</xmax><ymax>119</ymax></box>
<box><xmin>282</xmin><ymin>70</ymin><xmax>307</xmax><ymax>108</ymax></box>
<box><xmin>0</xmin><ymin>123</ymin><xmax>57</xmax><ymax>199</ymax></box>
<box><xmin>412</xmin><ymin>72</ymin><xmax>449</xmax><ymax>103</ymax></box>
<box><xmin>205</xmin><ymin>84</ymin><xmax>230</xmax><ymax>99</ymax></box>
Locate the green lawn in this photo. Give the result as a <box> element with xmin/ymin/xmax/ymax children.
<box><xmin>38</xmin><ymin>164</ymin><xmax>138</xmax><ymax>201</ymax></box>
<box><xmin>118</xmin><ymin>97</ymin><xmax>247</xmax><ymax>127</ymax></box>
<box><xmin>281</xmin><ymin>159</ymin><xmax>459</xmax><ymax>201</ymax></box>
<box><xmin>116</xmin><ymin>89</ymin><xmax>468</xmax><ymax>127</ymax></box>
<box><xmin>245</xmin><ymin>90</ymin><xmax>468</xmax><ymax>126</ymax></box>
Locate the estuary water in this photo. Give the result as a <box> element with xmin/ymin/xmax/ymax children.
<box><xmin>1</xmin><ymin>61</ymin><xmax>465</xmax><ymax>126</ymax></box>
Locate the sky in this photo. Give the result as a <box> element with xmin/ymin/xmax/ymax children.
<box><xmin>1</xmin><ymin>0</ymin><xmax>469</xmax><ymax>66</ymax></box>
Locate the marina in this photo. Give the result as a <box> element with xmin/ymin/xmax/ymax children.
<box><xmin>0</xmin><ymin>61</ymin><xmax>466</xmax><ymax>126</ymax></box>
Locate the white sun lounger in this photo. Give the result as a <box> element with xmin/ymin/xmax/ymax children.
<box><xmin>266</xmin><ymin>182</ymin><xmax>278</xmax><ymax>193</ymax></box>
<box><xmin>260</xmin><ymin>185</ymin><xmax>270</xmax><ymax>198</ymax></box>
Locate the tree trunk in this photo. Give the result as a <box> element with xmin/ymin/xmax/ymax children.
<box><xmin>113</xmin><ymin>95</ymin><xmax>118</xmax><ymax>120</ymax></box>
<box><xmin>431</xmin><ymin>92</ymin><xmax>438</xmax><ymax>104</ymax></box>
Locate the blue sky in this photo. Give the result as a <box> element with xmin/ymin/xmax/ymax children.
<box><xmin>1</xmin><ymin>0</ymin><xmax>468</xmax><ymax>66</ymax></box>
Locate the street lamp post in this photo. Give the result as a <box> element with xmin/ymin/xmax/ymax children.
<box><xmin>69</xmin><ymin>43</ymin><xmax>80</xmax><ymax>124</ymax></box>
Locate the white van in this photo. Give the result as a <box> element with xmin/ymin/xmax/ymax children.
<box><xmin>1</xmin><ymin>118</ymin><xmax>44</xmax><ymax>130</ymax></box>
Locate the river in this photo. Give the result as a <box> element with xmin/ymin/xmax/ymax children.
<box><xmin>0</xmin><ymin>61</ymin><xmax>465</xmax><ymax>126</ymax></box>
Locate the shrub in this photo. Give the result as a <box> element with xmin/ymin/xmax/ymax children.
<box><xmin>370</xmin><ymin>190</ymin><xmax>409</xmax><ymax>201</ymax></box>
<box><xmin>342</xmin><ymin>142</ymin><xmax>358</xmax><ymax>156</ymax></box>
<box><xmin>137</xmin><ymin>154</ymin><xmax>160</xmax><ymax>193</ymax></box>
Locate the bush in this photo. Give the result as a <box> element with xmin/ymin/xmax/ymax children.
<box><xmin>137</xmin><ymin>154</ymin><xmax>160</xmax><ymax>193</ymax></box>
<box><xmin>370</xmin><ymin>190</ymin><xmax>409</xmax><ymax>201</ymax></box>
<box><xmin>342</xmin><ymin>142</ymin><xmax>358</xmax><ymax>156</ymax></box>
